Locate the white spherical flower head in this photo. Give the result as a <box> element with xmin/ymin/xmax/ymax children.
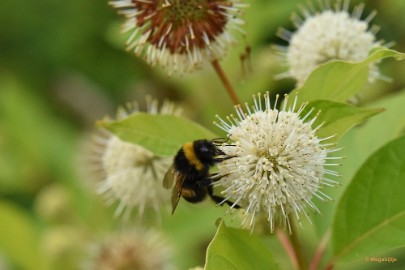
<box><xmin>83</xmin><ymin>229</ymin><xmax>174</xmax><ymax>270</ymax></box>
<box><xmin>214</xmin><ymin>93</ymin><xmax>341</xmax><ymax>232</ymax></box>
<box><xmin>98</xmin><ymin>137</ymin><xmax>172</xmax><ymax>219</ymax></box>
<box><xmin>110</xmin><ymin>0</ymin><xmax>247</xmax><ymax>75</ymax></box>
<box><xmin>90</xmin><ymin>98</ymin><xmax>181</xmax><ymax>221</ymax></box>
<box><xmin>277</xmin><ymin>0</ymin><xmax>385</xmax><ymax>87</ymax></box>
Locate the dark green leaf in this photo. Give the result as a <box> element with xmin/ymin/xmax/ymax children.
<box><xmin>311</xmin><ymin>90</ymin><xmax>405</xmax><ymax>236</ymax></box>
<box><xmin>332</xmin><ymin>136</ymin><xmax>405</xmax><ymax>262</ymax></box>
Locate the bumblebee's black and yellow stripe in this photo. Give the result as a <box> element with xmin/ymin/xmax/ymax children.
<box><xmin>163</xmin><ymin>139</ymin><xmax>240</xmax><ymax>214</ymax></box>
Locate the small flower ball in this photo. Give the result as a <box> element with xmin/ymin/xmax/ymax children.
<box><xmin>89</xmin><ymin>98</ymin><xmax>181</xmax><ymax>220</ymax></box>
<box><xmin>110</xmin><ymin>0</ymin><xmax>247</xmax><ymax>75</ymax></box>
<box><xmin>214</xmin><ymin>93</ymin><xmax>341</xmax><ymax>232</ymax></box>
<box><xmin>277</xmin><ymin>1</ymin><xmax>384</xmax><ymax>87</ymax></box>
<box><xmin>83</xmin><ymin>229</ymin><xmax>174</xmax><ymax>270</ymax></box>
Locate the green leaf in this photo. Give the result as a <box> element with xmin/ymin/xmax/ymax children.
<box><xmin>311</xmin><ymin>90</ymin><xmax>405</xmax><ymax>236</ymax></box>
<box><xmin>300</xmin><ymin>100</ymin><xmax>382</xmax><ymax>142</ymax></box>
<box><xmin>205</xmin><ymin>221</ymin><xmax>280</xmax><ymax>270</ymax></box>
<box><xmin>332</xmin><ymin>136</ymin><xmax>405</xmax><ymax>263</ymax></box>
<box><xmin>339</xmin><ymin>90</ymin><xmax>405</xmax><ymax>178</ymax></box>
<box><xmin>0</xmin><ymin>201</ymin><xmax>49</xmax><ymax>270</ymax></box>
<box><xmin>99</xmin><ymin>113</ymin><xmax>217</xmax><ymax>156</ymax></box>
<box><xmin>290</xmin><ymin>47</ymin><xmax>405</xmax><ymax>103</ymax></box>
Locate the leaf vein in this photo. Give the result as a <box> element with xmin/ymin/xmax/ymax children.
<box><xmin>335</xmin><ymin>210</ymin><xmax>405</xmax><ymax>261</ymax></box>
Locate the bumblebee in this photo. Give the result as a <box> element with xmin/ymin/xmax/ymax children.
<box><xmin>163</xmin><ymin>139</ymin><xmax>240</xmax><ymax>214</ymax></box>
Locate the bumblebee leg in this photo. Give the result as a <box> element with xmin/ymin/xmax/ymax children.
<box><xmin>197</xmin><ymin>178</ymin><xmax>213</xmax><ymax>186</ymax></box>
<box><xmin>213</xmin><ymin>155</ymin><xmax>235</xmax><ymax>163</ymax></box>
<box><xmin>211</xmin><ymin>137</ymin><xmax>229</xmax><ymax>144</ymax></box>
<box><xmin>198</xmin><ymin>173</ymin><xmax>227</xmax><ymax>185</ymax></box>
<box><xmin>207</xmin><ymin>185</ymin><xmax>241</xmax><ymax>209</ymax></box>
<box><xmin>207</xmin><ymin>173</ymin><xmax>234</xmax><ymax>183</ymax></box>
<box><xmin>212</xmin><ymin>136</ymin><xmax>236</xmax><ymax>145</ymax></box>
<box><xmin>207</xmin><ymin>173</ymin><xmax>223</xmax><ymax>182</ymax></box>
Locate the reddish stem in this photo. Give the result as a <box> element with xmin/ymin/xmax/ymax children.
<box><xmin>276</xmin><ymin>228</ymin><xmax>299</xmax><ymax>270</ymax></box>
<box><xmin>289</xmin><ymin>223</ymin><xmax>308</xmax><ymax>270</ymax></box>
<box><xmin>211</xmin><ymin>59</ymin><xmax>241</xmax><ymax>105</ymax></box>
<box><xmin>310</xmin><ymin>230</ymin><xmax>331</xmax><ymax>270</ymax></box>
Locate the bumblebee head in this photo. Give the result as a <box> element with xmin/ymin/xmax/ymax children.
<box><xmin>193</xmin><ymin>140</ymin><xmax>219</xmax><ymax>164</ymax></box>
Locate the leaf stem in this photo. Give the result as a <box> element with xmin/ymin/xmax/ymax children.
<box><xmin>211</xmin><ymin>59</ymin><xmax>241</xmax><ymax>105</ymax></box>
<box><xmin>310</xmin><ymin>230</ymin><xmax>331</xmax><ymax>270</ymax></box>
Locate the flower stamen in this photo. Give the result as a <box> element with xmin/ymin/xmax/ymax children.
<box><xmin>276</xmin><ymin>0</ymin><xmax>388</xmax><ymax>87</ymax></box>
<box><xmin>110</xmin><ymin>0</ymin><xmax>247</xmax><ymax>74</ymax></box>
<box><xmin>215</xmin><ymin>92</ymin><xmax>342</xmax><ymax>232</ymax></box>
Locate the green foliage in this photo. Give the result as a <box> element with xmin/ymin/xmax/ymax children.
<box><xmin>301</xmin><ymin>100</ymin><xmax>383</xmax><ymax>142</ymax></box>
<box><xmin>291</xmin><ymin>48</ymin><xmax>405</xmax><ymax>103</ymax></box>
<box><xmin>0</xmin><ymin>201</ymin><xmax>49</xmax><ymax>270</ymax></box>
<box><xmin>100</xmin><ymin>99</ymin><xmax>383</xmax><ymax>158</ymax></box>
<box><xmin>332</xmin><ymin>136</ymin><xmax>405</xmax><ymax>263</ymax></box>
<box><xmin>205</xmin><ymin>221</ymin><xmax>280</xmax><ymax>270</ymax></box>
<box><xmin>312</xmin><ymin>90</ymin><xmax>405</xmax><ymax>235</ymax></box>
<box><xmin>99</xmin><ymin>113</ymin><xmax>217</xmax><ymax>156</ymax></box>
<box><xmin>1</xmin><ymin>0</ymin><xmax>405</xmax><ymax>269</ymax></box>
<box><xmin>339</xmin><ymin>90</ymin><xmax>405</xmax><ymax>179</ymax></box>
<box><xmin>0</xmin><ymin>75</ymin><xmax>91</xmax><ymax>221</ymax></box>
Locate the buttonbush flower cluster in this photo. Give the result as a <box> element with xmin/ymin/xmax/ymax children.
<box><xmin>276</xmin><ymin>0</ymin><xmax>385</xmax><ymax>86</ymax></box>
<box><xmin>88</xmin><ymin>98</ymin><xmax>181</xmax><ymax>220</ymax></box>
<box><xmin>110</xmin><ymin>0</ymin><xmax>247</xmax><ymax>74</ymax></box>
<box><xmin>214</xmin><ymin>93</ymin><xmax>341</xmax><ymax>232</ymax></box>
<box><xmin>83</xmin><ymin>229</ymin><xmax>173</xmax><ymax>270</ymax></box>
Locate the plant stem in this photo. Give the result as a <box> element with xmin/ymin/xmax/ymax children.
<box><xmin>276</xmin><ymin>228</ymin><xmax>299</xmax><ymax>270</ymax></box>
<box><xmin>310</xmin><ymin>230</ymin><xmax>331</xmax><ymax>270</ymax></box>
<box><xmin>211</xmin><ymin>59</ymin><xmax>241</xmax><ymax>105</ymax></box>
<box><xmin>289</xmin><ymin>219</ymin><xmax>308</xmax><ymax>270</ymax></box>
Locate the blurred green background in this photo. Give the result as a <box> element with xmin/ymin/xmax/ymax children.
<box><xmin>1</xmin><ymin>0</ymin><xmax>405</xmax><ymax>269</ymax></box>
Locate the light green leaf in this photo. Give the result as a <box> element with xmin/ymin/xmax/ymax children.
<box><xmin>332</xmin><ymin>136</ymin><xmax>405</xmax><ymax>263</ymax></box>
<box><xmin>98</xmin><ymin>113</ymin><xmax>217</xmax><ymax>156</ymax></box>
<box><xmin>0</xmin><ymin>201</ymin><xmax>49</xmax><ymax>270</ymax></box>
<box><xmin>339</xmin><ymin>90</ymin><xmax>405</xmax><ymax>178</ymax></box>
<box><xmin>205</xmin><ymin>221</ymin><xmax>280</xmax><ymax>270</ymax></box>
<box><xmin>291</xmin><ymin>47</ymin><xmax>405</xmax><ymax>103</ymax></box>
<box><xmin>300</xmin><ymin>100</ymin><xmax>382</xmax><ymax>142</ymax></box>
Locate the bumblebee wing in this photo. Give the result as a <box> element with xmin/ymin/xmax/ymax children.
<box><xmin>163</xmin><ymin>165</ymin><xmax>175</xmax><ymax>189</ymax></box>
<box><xmin>171</xmin><ymin>173</ymin><xmax>186</xmax><ymax>214</ymax></box>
